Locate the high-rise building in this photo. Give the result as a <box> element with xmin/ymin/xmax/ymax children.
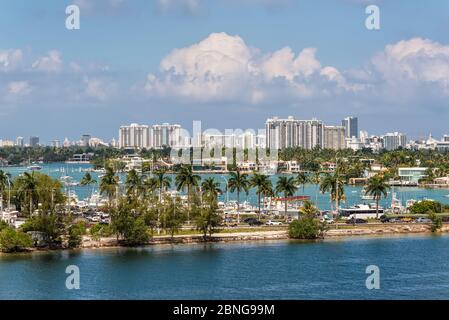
<box><xmin>383</xmin><ymin>132</ymin><xmax>407</xmax><ymax>151</ymax></box>
<box><xmin>152</xmin><ymin>123</ymin><xmax>184</xmax><ymax>149</ymax></box>
<box><xmin>81</xmin><ymin>134</ymin><xmax>91</xmax><ymax>147</ymax></box>
<box><xmin>29</xmin><ymin>136</ymin><xmax>39</xmax><ymax>147</ymax></box>
<box><xmin>443</xmin><ymin>135</ymin><xmax>449</xmax><ymax>142</ymax></box>
<box><xmin>341</xmin><ymin>116</ymin><xmax>358</xmax><ymax>139</ymax></box>
<box><xmin>265</xmin><ymin>116</ymin><xmax>324</xmax><ymax>150</ymax></box>
<box><xmin>119</xmin><ymin>123</ymin><xmax>151</xmax><ymax>149</ymax></box>
<box><xmin>52</xmin><ymin>140</ymin><xmax>61</xmax><ymax>148</ymax></box>
<box><xmin>324</xmin><ymin>126</ymin><xmax>346</xmax><ymax>150</ymax></box>
<box><xmin>15</xmin><ymin>136</ymin><xmax>24</xmax><ymax>147</ymax></box>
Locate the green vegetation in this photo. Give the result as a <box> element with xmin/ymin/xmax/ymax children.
<box><xmin>409</xmin><ymin>200</ymin><xmax>447</xmax><ymax>214</ymax></box>
<box><xmin>428</xmin><ymin>212</ymin><xmax>443</xmax><ymax>232</ymax></box>
<box><xmin>365</xmin><ymin>175</ymin><xmax>390</xmax><ymax>218</ymax></box>
<box><xmin>288</xmin><ymin>201</ymin><xmax>327</xmax><ymax>240</ymax></box>
<box><xmin>0</xmin><ymin>227</ymin><xmax>32</xmax><ymax>253</ymax></box>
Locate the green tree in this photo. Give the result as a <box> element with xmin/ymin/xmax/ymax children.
<box><xmin>365</xmin><ymin>175</ymin><xmax>391</xmax><ymax>218</ymax></box>
<box><xmin>249</xmin><ymin>173</ymin><xmax>270</xmax><ymax>217</ymax></box>
<box><xmin>227</xmin><ymin>170</ymin><xmax>250</xmax><ymax>223</ymax></box>
<box><xmin>161</xmin><ymin>195</ymin><xmax>186</xmax><ymax>239</ymax></box>
<box><xmin>125</xmin><ymin>169</ymin><xmax>143</xmax><ymax>199</ymax></box>
<box><xmin>428</xmin><ymin>211</ymin><xmax>443</xmax><ymax>233</ymax></box>
<box><xmin>80</xmin><ymin>172</ymin><xmax>97</xmax><ymax>201</ymax></box>
<box><xmin>175</xmin><ymin>165</ymin><xmax>200</xmax><ymax>223</ymax></box>
<box><xmin>154</xmin><ymin>169</ymin><xmax>172</xmax><ymax>201</ymax></box>
<box><xmin>0</xmin><ymin>227</ymin><xmax>33</xmax><ymax>253</ymax></box>
<box><xmin>275</xmin><ymin>176</ymin><xmax>298</xmax><ymax>217</ymax></box>
<box><xmin>0</xmin><ymin>170</ymin><xmax>11</xmax><ymax>210</ymax></box>
<box><xmin>99</xmin><ymin>166</ymin><xmax>119</xmax><ymax>208</ymax></box>
<box><xmin>201</xmin><ymin>177</ymin><xmax>222</xmax><ymax>203</ymax></box>
<box><xmin>68</xmin><ymin>221</ymin><xmax>87</xmax><ymax>248</ymax></box>
<box><xmin>296</xmin><ymin>172</ymin><xmax>309</xmax><ymax>193</ymax></box>
<box><xmin>288</xmin><ymin>218</ymin><xmax>327</xmax><ymax>240</ymax></box>
<box><xmin>319</xmin><ymin>172</ymin><xmax>345</xmax><ymax>214</ymax></box>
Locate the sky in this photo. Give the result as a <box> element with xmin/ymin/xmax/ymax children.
<box><xmin>1</xmin><ymin>0</ymin><xmax>449</xmax><ymax>143</ymax></box>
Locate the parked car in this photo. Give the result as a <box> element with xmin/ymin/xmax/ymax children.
<box><xmin>266</xmin><ymin>220</ymin><xmax>282</xmax><ymax>226</ymax></box>
<box><xmin>413</xmin><ymin>217</ymin><xmax>432</xmax><ymax>223</ymax></box>
<box><xmin>246</xmin><ymin>218</ymin><xmax>263</xmax><ymax>226</ymax></box>
<box><xmin>346</xmin><ymin>218</ymin><xmax>368</xmax><ymax>224</ymax></box>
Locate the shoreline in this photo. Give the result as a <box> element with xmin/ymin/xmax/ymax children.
<box><xmin>2</xmin><ymin>223</ymin><xmax>448</xmax><ymax>256</ymax></box>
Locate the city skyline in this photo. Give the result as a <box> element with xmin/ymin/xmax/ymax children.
<box><xmin>1</xmin><ymin>1</ymin><xmax>449</xmax><ymax>141</ymax></box>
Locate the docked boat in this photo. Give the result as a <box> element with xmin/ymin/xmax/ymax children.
<box><xmin>339</xmin><ymin>204</ymin><xmax>384</xmax><ymax>219</ymax></box>
<box><xmin>27</xmin><ymin>165</ymin><xmax>42</xmax><ymax>171</ymax></box>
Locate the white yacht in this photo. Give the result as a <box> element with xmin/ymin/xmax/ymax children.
<box><xmin>339</xmin><ymin>204</ymin><xmax>384</xmax><ymax>219</ymax></box>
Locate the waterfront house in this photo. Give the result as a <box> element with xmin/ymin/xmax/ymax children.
<box><xmin>398</xmin><ymin>167</ymin><xmax>428</xmax><ymax>184</ymax></box>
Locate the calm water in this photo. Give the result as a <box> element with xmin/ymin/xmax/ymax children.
<box><xmin>1</xmin><ymin>235</ymin><xmax>449</xmax><ymax>299</ymax></box>
<box><xmin>2</xmin><ymin>163</ymin><xmax>449</xmax><ymax>211</ymax></box>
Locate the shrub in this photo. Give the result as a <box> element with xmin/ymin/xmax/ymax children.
<box><xmin>428</xmin><ymin>212</ymin><xmax>443</xmax><ymax>233</ymax></box>
<box><xmin>288</xmin><ymin>217</ymin><xmax>327</xmax><ymax>240</ymax></box>
<box><xmin>68</xmin><ymin>221</ymin><xmax>87</xmax><ymax>248</ymax></box>
<box><xmin>409</xmin><ymin>200</ymin><xmax>443</xmax><ymax>214</ymax></box>
<box><xmin>0</xmin><ymin>227</ymin><xmax>33</xmax><ymax>253</ymax></box>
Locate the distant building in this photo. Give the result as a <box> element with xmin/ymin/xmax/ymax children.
<box><xmin>15</xmin><ymin>136</ymin><xmax>24</xmax><ymax>147</ymax></box>
<box><xmin>81</xmin><ymin>134</ymin><xmax>91</xmax><ymax>147</ymax></box>
<box><xmin>152</xmin><ymin>123</ymin><xmax>184</xmax><ymax>149</ymax></box>
<box><xmin>265</xmin><ymin>116</ymin><xmax>324</xmax><ymax>150</ymax></box>
<box><xmin>52</xmin><ymin>140</ymin><xmax>61</xmax><ymax>148</ymax></box>
<box><xmin>341</xmin><ymin>116</ymin><xmax>358</xmax><ymax>139</ymax></box>
<box><xmin>383</xmin><ymin>132</ymin><xmax>407</xmax><ymax>151</ymax></box>
<box><xmin>324</xmin><ymin>126</ymin><xmax>345</xmax><ymax>150</ymax></box>
<box><xmin>119</xmin><ymin>123</ymin><xmax>151</xmax><ymax>149</ymax></box>
<box><xmin>398</xmin><ymin>167</ymin><xmax>427</xmax><ymax>184</ymax></box>
<box><xmin>29</xmin><ymin>136</ymin><xmax>39</xmax><ymax>147</ymax></box>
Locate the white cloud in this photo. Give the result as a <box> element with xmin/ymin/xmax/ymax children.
<box><xmin>83</xmin><ymin>77</ymin><xmax>116</xmax><ymax>101</ymax></box>
<box><xmin>0</xmin><ymin>49</ymin><xmax>23</xmax><ymax>72</ymax></box>
<box><xmin>372</xmin><ymin>37</ymin><xmax>449</xmax><ymax>89</ymax></box>
<box><xmin>144</xmin><ymin>32</ymin><xmax>350</xmax><ymax>103</ymax></box>
<box><xmin>157</xmin><ymin>0</ymin><xmax>201</xmax><ymax>13</ymax></box>
<box><xmin>7</xmin><ymin>81</ymin><xmax>32</xmax><ymax>95</ymax></box>
<box><xmin>32</xmin><ymin>50</ymin><xmax>63</xmax><ymax>73</ymax></box>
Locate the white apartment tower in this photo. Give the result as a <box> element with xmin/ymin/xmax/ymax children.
<box><xmin>119</xmin><ymin>123</ymin><xmax>151</xmax><ymax>149</ymax></box>
<box><xmin>265</xmin><ymin>116</ymin><xmax>324</xmax><ymax>150</ymax></box>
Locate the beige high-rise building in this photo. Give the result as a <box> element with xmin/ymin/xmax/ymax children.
<box><xmin>265</xmin><ymin>116</ymin><xmax>324</xmax><ymax>150</ymax></box>
<box><xmin>324</xmin><ymin>126</ymin><xmax>346</xmax><ymax>150</ymax></box>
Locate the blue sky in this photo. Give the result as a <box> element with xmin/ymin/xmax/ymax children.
<box><xmin>1</xmin><ymin>0</ymin><xmax>449</xmax><ymax>143</ymax></box>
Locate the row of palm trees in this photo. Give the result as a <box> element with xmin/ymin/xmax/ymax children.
<box><xmin>91</xmin><ymin>165</ymin><xmax>389</xmax><ymax>223</ymax></box>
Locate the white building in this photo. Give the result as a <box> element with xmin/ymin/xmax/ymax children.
<box><xmin>119</xmin><ymin>123</ymin><xmax>151</xmax><ymax>149</ymax></box>
<box><xmin>383</xmin><ymin>132</ymin><xmax>407</xmax><ymax>151</ymax></box>
<box><xmin>152</xmin><ymin>123</ymin><xmax>185</xmax><ymax>149</ymax></box>
<box><xmin>266</xmin><ymin>116</ymin><xmax>324</xmax><ymax>150</ymax></box>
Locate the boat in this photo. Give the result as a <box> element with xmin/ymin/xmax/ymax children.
<box><xmin>27</xmin><ymin>165</ymin><xmax>42</xmax><ymax>171</ymax></box>
<box><xmin>339</xmin><ymin>204</ymin><xmax>384</xmax><ymax>219</ymax></box>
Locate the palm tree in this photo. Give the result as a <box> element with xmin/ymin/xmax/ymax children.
<box><xmin>80</xmin><ymin>172</ymin><xmax>97</xmax><ymax>201</ymax></box>
<box><xmin>275</xmin><ymin>176</ymin><xmax>298</xmax><ymax>217</ymax></box>
<box><xmin>365</xmin><ymin>175</ymin><xmax>390</xmax><ymax>218</ymax></box>
<box><xmin>227</xmin><ymin>170</ymin><xmax>250</xmax><ymax>223</ymax></box>
<box><xmin>201</xmin><ymin>177</ymin><xmax>222</xmax><ymax>203</ymax></box>
<box><xmin>296</xmin><ymin>172</ymin><xmax>309</xmax><ymax>193</ymax></box>
<box><xmin>125</xmin><ymin>169</ymin><xmax>142</xmax><ymax>199</ymax></box>
<box><xmin>319</xmin><ymin>172</ymin><xmax>345</xmax><ymax>215</ymax></box>
<box><xmin>99</xmin><ymin>166</ymin><xmax>119</xmax><ymax>208</ymax></box>
<box><xmin>142</xmin><ymin>176</ymin><xmax>158</xmax><ymax>198</ymax></box>
<box><xmin>175</xmin><ymin>165</ymin><xmax>201</xmax><ymax>223</ymax></box>
<box><xmin>18</xmin><ymin>172</ymin><xmax>39</xmax><ymax>215</ymax></box>
<box><xmin>154</xmin><ymin>169</ymin><xmax>171</xmax><ymax>202</ymax></box>
<box><xmin>260</xmin><ymin>179</ymin><xmax>274</xmax><ymax>213</ymax></box>
<box><xmin>298</xmin><ymin>200</ymin><xmax>319</xmax><ymax>218</ymax></box>
<box><xmin>0</xmin><ymin>170</ymin><xmax>11</xmax><ymax>211</ymax></box>
<box><xmin>249</xmin><ymin>173</ymin><xmax>270</xmax><ymax>216</ymax></box>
